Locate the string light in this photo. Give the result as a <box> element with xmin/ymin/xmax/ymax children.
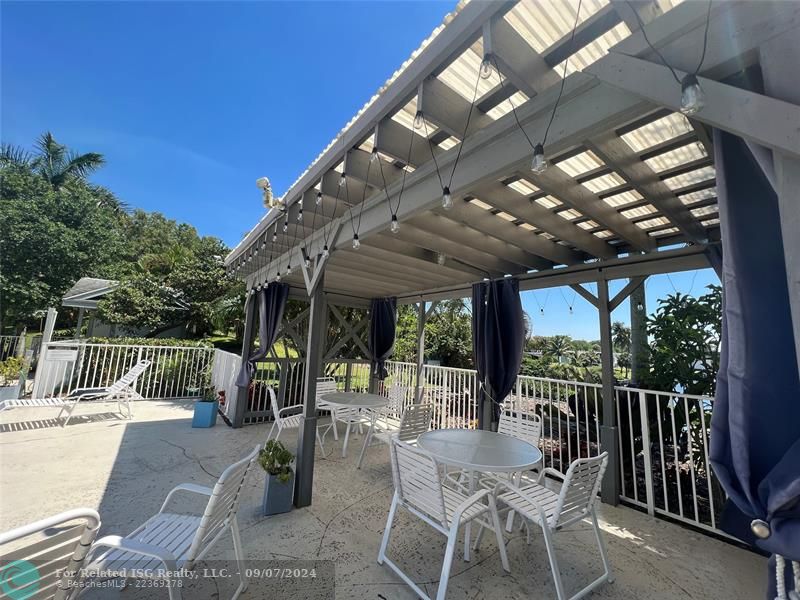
<box><xmin>304</xmin><ymin>253</ymin><xmax>311</xmax><ymax>269</ymax></box>
<box><xmin>352</xmin><ymin>233</ymin><xmax>360</xmax><ymax>249</ymax></box>
<box><xmin>413</xmin><ymin>111</ymin><xmax>424</xmax><ymax>130</ymax></box>
<box><xmin>282</xmin><ymin>220</ymin><xmax>288</xmax><ymax>233</ymax></box>
<box><xmin>442</xmin><ymin>186</ymin><xmax>453</xmax><ymax>210</ymax></box>
<box><xmin>286</xmin><ymin>264</ymin><xmax>292</xmax><ymax>275</ymax></box>
<box><xmin>276</xmin><ymin>271</ymin><xmax>281</xmax><ymax>282</ymax></box>
<box><xmin>370</xmin><ymin>148</ymin><xmax>379</xmax><ymax>163</ymax></box>
<box><xmin>390</xmin><ymin>214</ymin><xmax>400</xmax><ymax>234</ymax></box>
<box><xmin>531</xmin><ymin>143</ymin><xmax>547</xmax><ymax>174</ymax></box>
<box><xmin>272</xmin><ymin>231</ymin><xmax>277</xmax><ymax>243</ymax></box>
<box><xmin>680</xmin><ymin>74</ymin><xmax>705</xmax><ymax>115</ymax></box>
<box><xmin>636</xmin><ymin>301</ymin><xmax>644</xmax><ymax>312</ymax></box>
<box><xmin>316</xmin><ymin>191</ymin><xmax>322</xmax><ymax>206</ymax></box>
<box><xmin>297</xmin><ymin>207</ymin><xmax>303</xmax><ymax>222</ymax></box>
<box><xmin>322</xmin><ymin>245</ymin><xmax>330</xmax><ymax>258</ymax></box>
<box><xmin>338</xmin><ymin>172</ymin><xmax>346</xmax><ymax>187</ymax></box>
<box><xmin>479</xmin><ymin>54</ymin><xmax>493</xmax><ymax>80</ymax></box>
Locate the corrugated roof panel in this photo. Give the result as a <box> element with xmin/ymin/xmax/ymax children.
<box><xmin>536</xmin><ymin>195</ymin><xmax>562</xmax><ymax>209</ymax></box>
<box><xmin>702</xmin><ymin>217</ymin><xmax>720</xmax><ymax>226</ymax></box>
<box><xmin>392</xmin><ymin>97</ymin><xmax>437</xmax><ymax>138</ymax></box>
<box><xmin>580</xmin><ymin>171</ymin><xmax>626</xmax><ymax>193</ymax></box>
<box><xmin>519</xmin><ymin>222</ymin><xmax>537</xmax><ymax>231</ymax></box>
<box><xmin>504</xmin><ymin>0</ymin><xmax>609</xmax><ymax>54</ymax></box>
<box><xmin>486</xmin><ymin>90</ymin><xmax>529</xmax><ymax>120</ymax></box>
<box><xmin>439</xmin><ymin>137</ymin><xmax>460</xmax><ymax>150</ymax></box>
<box><xmin>678</xmin><ymin>187</ymin><xmax>716</xmax><ymax>205</ymax></box>
<box><xmin>603</xmin><ymin>189</ymin><xmax>642</xmax><ymax>207</ymax></box>
<box><xmin>621</xmin><ymin>204</ymin><xmax>657</xmax><ymax>219</ymax></box>
<box><xmin>621</xmin><ymin>112</ymin><xmax>692</xmax><ymax>152</ymax></box>
<box><xmin>555</xmin><ymin>22</ymin><xmax>632</xmax><ymax>77</ymax></box>
<box><xmin>636</xmin><ymin>216</ymin><xmax>671</xmax><ymax>229</ymax></box>
<box><xmin>554</xmin><ymin>150</ymin><xmax>604</xmax><ymax>177</ymax></box>
<box><xmin>539</xmin><ymin>231</ymin><xmax>556</xmax><ymax>240</ymax></box>
<box><xmin>506</xmin><ymin>179</ymin><xmax>540</xmax><ymax>195</ymax></box>
<box><xmin>663</xmin><ymin>165</ymin><xmax>716</xmax><ymax>190</ymax></box>
<box><xmin>651</xmin><ymin>226</ymin><xmax>680</xmax><ymax>236</ymax></box>
<box><xmin>496</xmin><ymin>211</ymin><xmax>517</xmax><ymax>221</ymax></box>
<box><xmin>437</xmin><ymin>41</ymin><xmax>497</xmax><ymax>103</ymax></box>
<box><xmin>645</xmin><ymin>142</ymin><xmax>707</xmax><ymax>172</ymax></box>
<box><xmin>469</xmin><ymin>198</ymin><xmax>494</xmax><ymax>210</ymax></box>
<box><xmin>558</xmin><ymin>207</ymin><xmax>583</xmax><ymax>220</ymax></box>
<box><xmin>594</xmin><ymin>229</ymin><xmax>613</xmax><ymax>238</ymax></box>
<box><xmin>691</xmin><ymin>205</ymin><xmax>718</xmax><ymax>218</ymax></box>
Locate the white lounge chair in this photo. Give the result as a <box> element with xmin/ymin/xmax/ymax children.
<box><xmin>265</xmin><ymin>386</ymin><xmax>330</xmax><ymax>456</ymax></box>
<box><xmin>85</xmin><ymin>446</ymin><xmax>260</xmax><ymax>600</ymax></box>
<box><xmin>357</xmin><ymin>401</ymin><xmax>433</xmax><ymax>469</ymax></box>
<box><xmin>0</xmin><ymin>359</ymin><xmax>151</xmax><ymax>427</ymax></box>
<box><xmin>487</xmin><ymin>452</ymin><xmax>613</xmax><ymax>600</ymax></box>
<box><xmin>0</xmin><ymin>508</ymin><xmax>101</xmax><ymax>600</ymax></box>
<box><xmin>378</xmin><ymin>438</ymin><xmax>510</xmax><ymax>600</ymax></box>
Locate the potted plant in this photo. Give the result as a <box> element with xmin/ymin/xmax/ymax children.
<box><xmin>191</xmin><ymin>386</ymin><xmax>219</xmax><ymax>428</ymax></box>
<box><xmin>0</xmin><ymin>357</ymin><xmax>25</xmax><ymax>401</ymax></box>
<box><xmin>259</xmin><ymin>440</ymin><xmax>295</xmax><ymax>516</ymax></box>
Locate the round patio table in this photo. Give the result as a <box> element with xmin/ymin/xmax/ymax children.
<box><xmin>320</xmin><ymin>392</ymin><xmax>388</xmax><ymax>458</ymax></box>
<box><xmin>418</xmin><ymin>428</ymin><xmax>542</xmax><ymax>561</ymax></box>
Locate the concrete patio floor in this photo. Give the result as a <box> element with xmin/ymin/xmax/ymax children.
<box><xmin>0</xmin><ymin>400</ymin><xmax>766</xmax><ymax>599</ymax></box>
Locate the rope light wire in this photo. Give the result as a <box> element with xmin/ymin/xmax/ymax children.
<box><xmin>378</xmin><ymin>123</ymin><xmax>416</xmax><ymax>233</ymax></box>
<box><xmin>350</xmin><ymin>158</ymin><xmax>373</xmax><ymax>248</ymax></box>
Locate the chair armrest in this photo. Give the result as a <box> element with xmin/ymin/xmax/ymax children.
<box><xmin>90</xmin><ymin>535</ymin><xmax>179</xmax><ymax>572</ymax></box>
<box><xmin>493</xmin><ymin>480</ymin><xmax>551</xmax><ymax>524</ymax></box>
<box><xmin>451</xmin><ymin>488</ymin><xmax>491</xmax><ymax>523</ymax></box>
<box><xmin>278</xmin><ymin>404</ymin><xmax>303</xmax><ymax>417</ymax></box>
<box><xmin>159</xmin><ymin>483</ymin><xmax>214</xmax><ymax>513</ymax></box>
<box><xmin>537</xmin><ymin>467</ymin><xmax>566</xmax><ymax>484</ymax></box>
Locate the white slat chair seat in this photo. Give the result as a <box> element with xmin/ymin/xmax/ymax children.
<box><xmin>88</xmin><ymin>513</ymin><xmax>201</xmax><ymax>573</ymax></box>
<box><xmin>377</xmin><ymin>438</ymin><xmax>509</xmax><ymax>600</ymax></box>
<box><xmin>87</xmin><ymin>447</ymin><xmax>260</xmax><ymax>600</ymax></box>
<box><xmin>266</xmin><ymin>386</ymin><xmax>329</xmax><ymax>457</ymax></box>
<box><xmin>357</xmin><ymin>403</ymin><xmax>434</xmax><ymax>469</ymax></box>
<box><xmin>0</xmin><ymin>359</ymin><xmax>152</xmax><ymax>428</ymax></box>
<box><xmin>488</xmin><ymin>453</ymin><xmax>613</xmax><ymax>600</ymax></box>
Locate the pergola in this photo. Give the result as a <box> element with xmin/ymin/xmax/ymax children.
<box><xmin>226</xmin><ymin>0</ymin><xmax>800</xmax><ymax>508</ymax></box>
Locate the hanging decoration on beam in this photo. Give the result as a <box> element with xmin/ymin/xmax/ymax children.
<box><xmin>624</xmin><ymin>0</ymin><xmax>713</xmax><ymax>116</ymax></box>
<box><xmin>421</xmin><ymin>63</ymin><xmax>483</xmax><ymax>211</ymax></box>
<box><xmin>256</xmin><ymin>176</ymin><xmax>276</xmax><ymax>209</ymax></box>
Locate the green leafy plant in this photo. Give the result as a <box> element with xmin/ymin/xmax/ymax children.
<box><xmin>258</xmin><ymin>440</ymin><xmax>294</xmax><ymax>483</ymax></box>
<box><xmin>0</xmin><ymin>357</ymin><xmax>24</xmax><ymax>386</ymax></box>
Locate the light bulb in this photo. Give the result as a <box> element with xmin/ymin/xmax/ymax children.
<box><xmin>254</xmin><ymin>248</ymin><xmax>258</xmax><ymax>255</ymax></box>
<box><xmin>261</xmin><ymin>241</ymin><xmax>266</xmax><ymax>249</ymax></box>
<box><xmin>304</xmin><ymin>256</ymin><xmax>311</xmax><ymax>268</ymax></box>
<box><xmin>316</xmin><ymin>191</ymin><xmax>322</xmax><ymax>206</ymax></box>
<box><xmin>636</xmin><ymin>301</ymin><xmax>644</xmax><ymax>312</ymax></box>
<box><xmin>540</xmin><ymin>308</ymin><xmax>544</xmax><ymax>315</ymax></box>
<box><xmin>247</xmin><ymin>255</ymin><xmax>252</xmax><ymax>263</ymax></box>
<box><xmin>256</xmin><ymin>284</ymin><xmax>262</xmax><ymax>291</ymax></box>
<box><xmin>322</xmin><ymin>245</ymin><xmax>330</xmax><ymax>258</ymax></box>
<box><xmin>338</xmin><ymin>173</ymin><xmax>346</xmax><ymax>187</ymax></box>
<box><xmin>352</xmin><ymin>234</ymin><xmax>360</xmax><ymax>249</ymax></box>
<box><xmin>531</xmin><ymin>143</ymin><xmax>548</xmax><ymax>174</ymax></box>
<box><xmin>569</xmin><ymin>306</ymin><xmax>573</xmax><ymax>314</ymax></box>
<box><xmin>680</xmin><ymin>74</ymin><xmax>705</xmax><ymax>116</ymax></box>
<box><xmin>442</xmin><ymin>186</ymin><xmax>453</xmax><ymax>210</ymax></box>
<box><xmin>390</xmin><ymin>215</ymin><xmax>400</xmax><ymax>234</ymax></box>
<box><xmin>250</xmin><ymin>288</ymin><xmax>255</xmax><ymax>295</ymax></box>
<box><xmin>413</xmin><ymin>111</ymin><xmax>424</xmax><ymax>130</ymax></box>
<box><xmin>297</xmin><ymin>209</ymin><xmax>303</xmax><ymax>222</ymax></box>
<box><xmin>370</xmin><ymin>149</ymin><xmax>379</xmax><ymax>164</ymax></box>
<box><xmin>276</xmin><ymin>271</ymin><xmax>281</xmax><ymax>282</ymax></box>
<box><xmin>283</xmin><ymin>221</ymin><xmax>288</xmax><ymax>232</ymax></box>
<box><xmin>286</xmin><ymin>264</ymin><xmax>292</xmax><ymax>275</ymax></box>
<box><xmin>437</xmin><ymin>252</ymin><xmax>446</xmax><ymax>266</ymax></box>
<box><xmin>272</xmin><ymin>232</ymin><xmax>277</xmax><ymax>243</ymax></box>
<box><xmin>480</xmin><ymin>55</ymin><xmax>493</xmax><ymax>80</ymax></box>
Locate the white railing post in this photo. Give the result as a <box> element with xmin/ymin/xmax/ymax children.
<box><xmin>638</xmin><ymin>390</ymin><xmax>655</xmax><ymax>516</ymax></box>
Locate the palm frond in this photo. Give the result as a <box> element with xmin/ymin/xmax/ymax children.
<box><xmin>65</xmin><ymin>151</ymin><xmax>105</xmax><ymax>179</ymax></box>
<box><xmin>0</xmin><ymin>143</ymin><xmax>33</xmax><ymax>167</ymax></box>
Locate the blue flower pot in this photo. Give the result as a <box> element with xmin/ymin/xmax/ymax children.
<box><xmin>192</xmin><ymin>400</ymin><xmax>218</xmax><ymax>428</ymax></box>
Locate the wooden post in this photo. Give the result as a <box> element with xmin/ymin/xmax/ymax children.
<box><xmin>414</xmin><ymin>301</ymin><xmax>427</xmax><ymax>402</ymax></box>
<box><xmin>233</xmin><ymin>294</ymin><xmax>257</xmax><ymax>429</ymax></box>
<box><xmin>75</xmin><ymin>308</ymin><xmax>85</xmax><ymax>339</ymax></box>
<box><xmin>598</xmin><ymin>279</ymin><xmax>620</xmax><ymax>505</ymax></box>
<box><xmin>295</xmin><ymin>271</ymin><xmax>326</xmax><ymax>508</ymax></box>
<box><xmin>629</xmin><ymin>277</ymin><xmax>648</xmax><ymax>385</ymax></box>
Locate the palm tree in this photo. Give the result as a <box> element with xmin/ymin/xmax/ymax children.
<box><xmin>546</xmin><ymin>335</ymin><xmax>572</xmax><ymax>363</ymax></box>
<box><xmin>611</xmin><ymin>321</ymin><xmax>631</xmax><ymax>352</ymax></box>
<box><xmin>1</xmin><ymin>132</ymin><xmax>105</xmax><ymax>189</ymax></box>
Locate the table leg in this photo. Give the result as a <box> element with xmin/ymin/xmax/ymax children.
<box><xmin>463</xmin><ymin>470</ymin><xmax>475</xmax><ymax>562</ymax></box>
<box><xmin>357</xmin><ymin>411</ymin><xmax>377</xmax><ymax>469</ymax></box>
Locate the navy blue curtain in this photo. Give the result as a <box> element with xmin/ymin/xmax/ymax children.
<box><xmin>369</xmin><ymin>297</ymin><xmax>397</xmax><ymax>380</ymax></box>
<box><xmin>472</xmin><ymin>278</ymin><xmax>525</xmax><ymax>427</ymax></box>
<box><xmin>709</xmin><ymin>130</ymin><xmax>800</xmax><ymax>595</ymax></box>
<box><xmin>236</xmin><ymin>282</ymin><xmax>290</xmax><ymax>387</ymax></box>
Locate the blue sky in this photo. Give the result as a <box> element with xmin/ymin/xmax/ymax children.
<box><xmin>2</xmin><ymin>0</ymin><xmax>718</xmax><ymax>339</ymax></box>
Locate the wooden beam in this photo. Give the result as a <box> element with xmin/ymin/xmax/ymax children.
<box><xmin>609</xmin><ymin>275</ymin><xmax>646</xmax><ymax>311</ymax></box>
<box><xmin>545</xmin><ymin>3</ymin><xmax>622</xmax><ymax>67</ymax></box>
<box><xmin>421</xmin><ymin>77</ymin><xmax>493</xmax><ymax>138</ymax></box>
<box><xmin>376</xmin><ymin>118</ymin><xmax>439</xmax><ymax>168</ymax></box>
<box><xmin>490</xmin><ymin>17</ymin><xmax>561</xmax><ymax>99</ymax></box>
<box><xmin>586</xmin><ymin>132</ymin><xmax>707</xmax><ymax>242</ymax></box>
<box><xmin>346</xmin><ymin>148</ymin><xmax>404</xmax><ymax>189</ymax></box>
<box><xmin>570</xmin><ymin>283</ymin><xmax>598</xmax><ymax>308</ymax></box>
<box><xmin>364</xmin><ymin>235</ymin><xmax>487</xmax><ymax>279</ymax></box>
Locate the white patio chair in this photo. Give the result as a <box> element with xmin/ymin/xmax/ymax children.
<box><xmin>357</xmin><ymin>402</ymin><xmax>433</xmax><ymax>469</ymax></box>
<box><xmin>265</xmin><ymin>386</ymin><xmax>330</xmax><ymax>457</ymax></box>
<box><xmin>85</xmin><ymin>446</ymin><xmax>260</xmax><ymax>600</ymax></box>
<box><xmin>315</xmin><ymin>377</ymin><xmax>340</xmax><ymax>439</ymax></box>
<box><xmin>0</xmin><ymin>508</ymin><xmax>101</xmax><ymax>600</ymax></box>
<box><xmin>378</xmin><ymin>438</ymin><xmax>510</xmax><ymax>600</ymax></box>
<box><xmin>0</xmin><ymin>359</ymin><xmax>151</xmax><ymax>427</ymax></box>
<box><xmin>485</xmin><ymin>452</ymin><xmax>613</xmax><ymax>600</ymax></box>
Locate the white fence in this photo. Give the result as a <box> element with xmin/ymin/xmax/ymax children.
<box><xmin>33</xmin><ymin>341</ymin><xmax>214</xmax><ymax>401</ymax></box>
<box><xmin>0</xmin><ymin>335</ymin><xmax>23</xmax><ymax>361</ymax></box>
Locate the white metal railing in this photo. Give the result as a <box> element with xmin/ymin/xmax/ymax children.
<box><xmin>420</xmin><ymin>364</ymin><xmax>480</xmax><ymax>429</ymax></box>
<box><xmin>0</xmin><ymin>335</ymin><xmax>23</xmax><ymax>361</ymax></box>
<box><xmin>32</xmin><ymin>341</ymin><xmax>214</xmax><ymax>400</ymax></box>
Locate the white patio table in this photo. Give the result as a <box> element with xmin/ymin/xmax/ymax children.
<box><xmin>320</xmin><ymin>392</ymin><xmax>388</xmax><ymax>458</ymax></box>
<box><xmin>417</xmin><ymin>428</ymin><xmax>543</xmax><ymax>561</ymax></box>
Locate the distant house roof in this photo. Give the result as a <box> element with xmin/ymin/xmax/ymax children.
<box><xmin>62</xmin><ymin>277</ymin><xmax>119</xmax><ymax>309</ymax></box>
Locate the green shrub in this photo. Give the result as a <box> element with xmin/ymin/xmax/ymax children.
<box><xmin>0</xmin><ymin>357</ymin><xmax>24</xmax><ymax>386</ymax></box>
<box><xmin>258</xmin><ymin>440</ymin><xmax>294</xmax><ymax>483</ymax></box>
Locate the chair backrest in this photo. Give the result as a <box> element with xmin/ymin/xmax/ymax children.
<box><xmin>397</xmin><ymin>403</ymin><xmax>434</xmax><ymax>443</ymax></box>
<box><xmin>553</xmin><ymin>452</ymin><xmax>608</xmax><ymax>528</ymax></box>
<box><xmin>188</xmin><ymin>446</ymin><xmax>260</xmax><ymax>563</ymax></box>
<box><xmin>315</xmin><ymin>377</ymin><xmax>338</xmax><ymax>404</ymax></box>
<box><xmin>385</xmin><ymin>384</ymin><xmax>408</xmax><ymax>417</ymax></box>
<box><xmin>0</xmin><ymin>508</ymin><xmax>100</xmax><ymax>600</ymax></box>
<box><xmin>497</xmin><ymin>407</ymin><xmax>542</xmax><ymax>448</ymax></box>
<box><xmin>266</xmin><ymin>386</ymin><xmax>283</xmax><ymax>423</ymax></box>
<box><xmin>107</xmin><ymin>359</ymin><xmax>152</xmax><ymax>395</ymax></box>
<box><xmin>389</xmin><ymin>439</ymin><xmax>447</xmax><ymax>528</ymax></box>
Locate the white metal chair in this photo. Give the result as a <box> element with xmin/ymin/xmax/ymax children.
<box><xmin>315</xmin><ymin>376</ymin><xmax>340</xmax><ymax>439</ymax></box>
<box><xmin>85</xmin><ymin>446</ymin><xmax>260</xmax><ymax>600</ymax></box>
<box><xmin>0</xmin><ymin>508</ymin><xmax>101</xmax><ymax>600</ymax></box>
<box><xmin>487</xmin><ymin>452</ymin><xmax>613</xmax><ymax>600</ymax></box>
<box><xmin>266</xmin><ymin>386</ymin><xmax>330</xmax><ymax>456</ymax></box>
<box><xmin>357</xmin><ymin>402</ymin><xmax>433</xmax><ymax>469</ymax></box>
<box><xmin>0</xmin><ymin>359</ymin><xmax>151</xmax><ymax>427</ymax></box>
<box><xmin>378</xmin><ymin>438</ymin><xmax>510</xmax><ymax>600</ymax></box>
